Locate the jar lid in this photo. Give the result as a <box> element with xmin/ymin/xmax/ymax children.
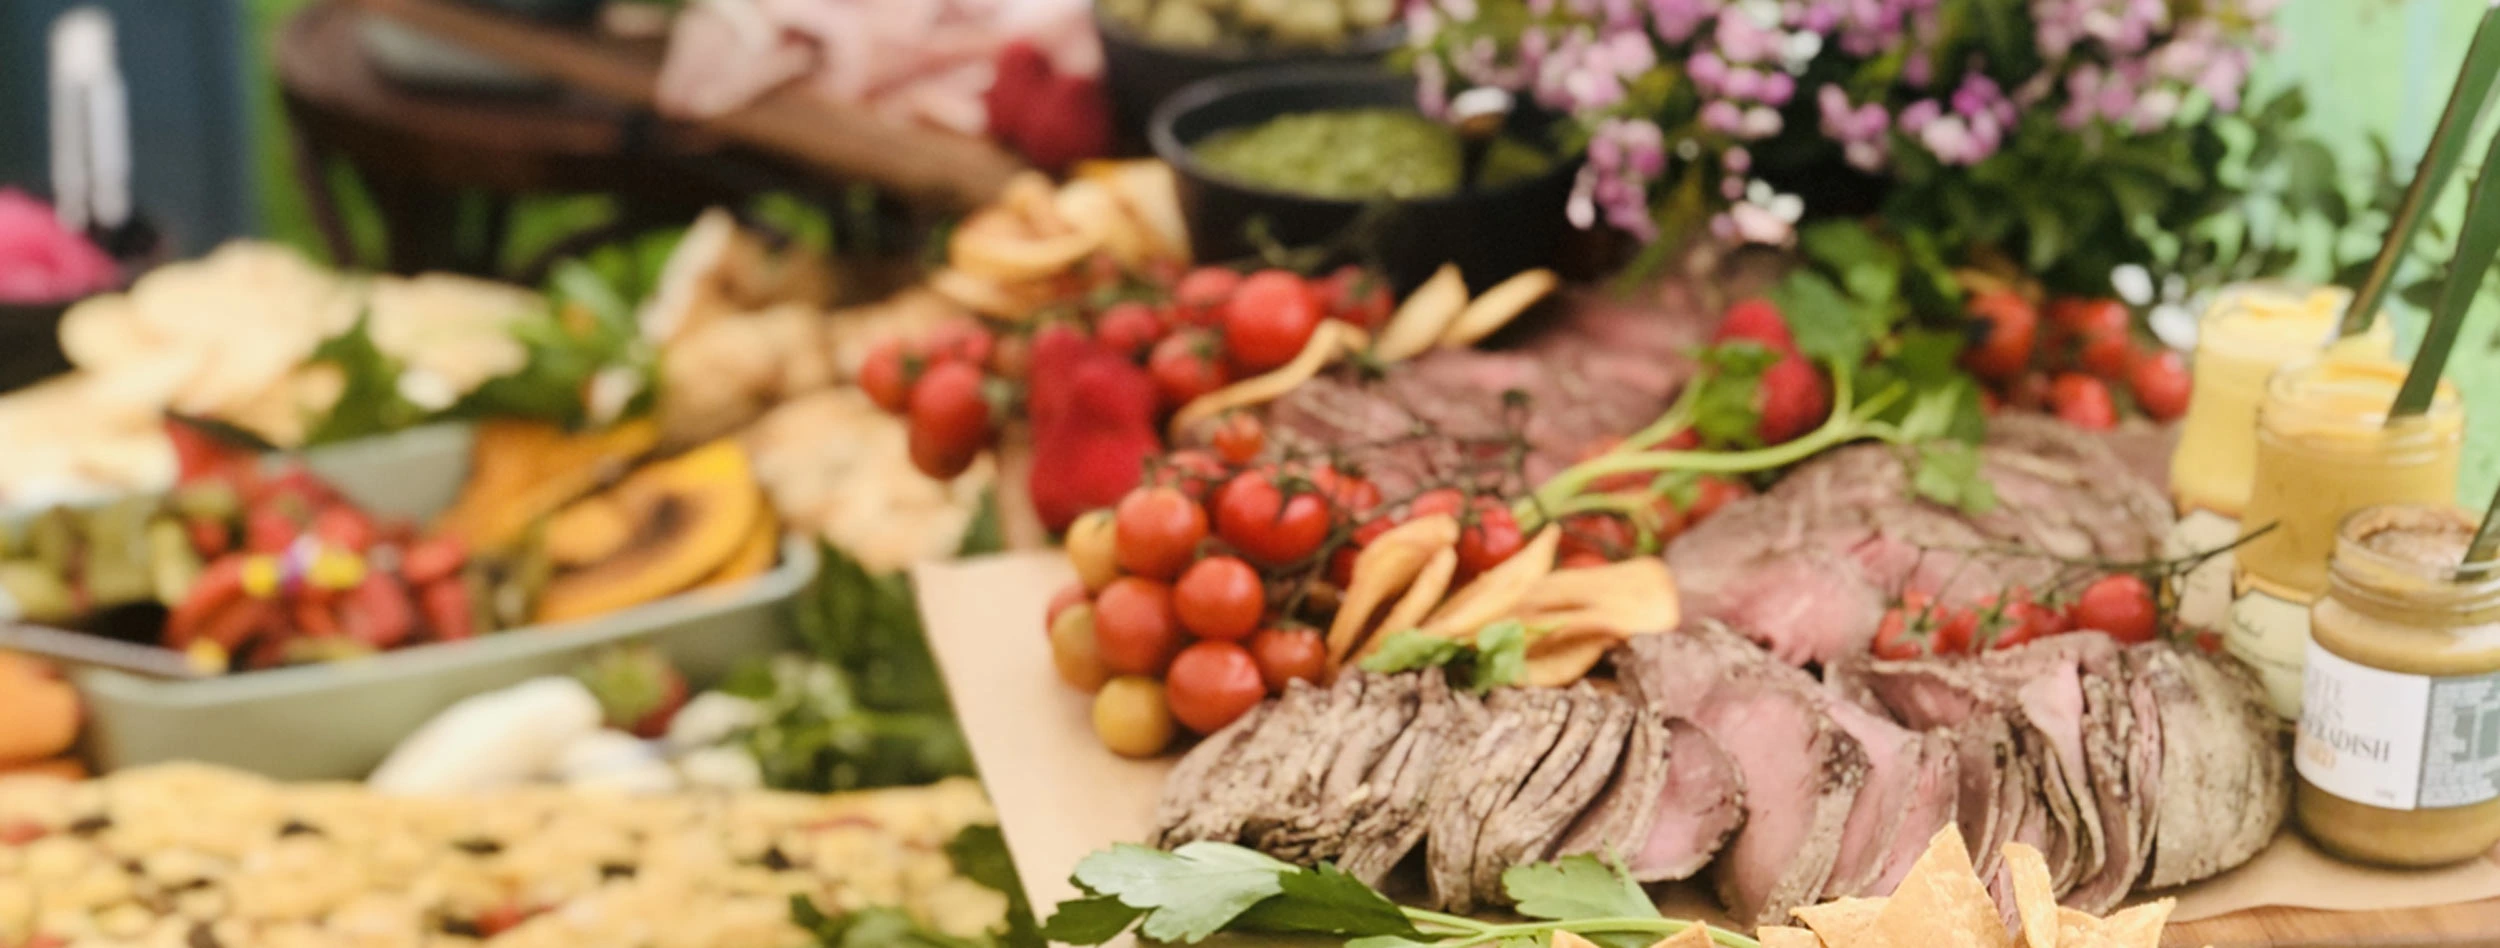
<box><xmin>2262</xmin><ymin>353</ymin><xmax>2464</xmax><ymax>440</ymax></box>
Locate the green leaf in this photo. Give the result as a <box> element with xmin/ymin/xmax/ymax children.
<box><xmin>1037</xmin><ymin>895</ymin><xmax>1144</xmax><ymax>945</ymax></box>
<box><xmin>793</xmin><ymin>899</ymin><xmax>993</xmax><ymax>948</ymax></box>
<box><xmin>1470</xmin><ymin>620</ymin><xmax>1529</xmax><ymax>694</ymax></box>
<box><xmin>1358</xmin><ymin>631</ymin><xmax>1466</xmax><ymax>674</ymax></box>
<box><xmin>1799</xmin><ymin>220</ymin><xmax>1903</xmax><ymax>305</ymax></box>
<box><xmin>1069</xmin><ymin>844</ymin><xmax>1290</xmax><ymax>943</ymax></box>
<box><xmin>301</xmin><ymin>315</ymin><xmax>427</xmax><ymax>446</ymax></box>
<box><xmin>1910</xmin><ymin>441</ymin><xmax>1998</xmax><ymax>514</ymax></box>
<box><xmin>1229</xmin><ymin>863</ymin><xmax>1421</xmax><ymax>938</ymax></box>
<box><xmin>1503</xmin><ymin>854</ymin><xmax>1659</xmax><ymax>923</ymax></box>
<box><xmin>1768</xmin><ymin>271</ymin><xmax>1875</xmax><ymax>367</ymax></box>
<box><xmin>947</xmin><ymin>825</ymin><xmax>1041</xmax><ymax>948</ymax></box>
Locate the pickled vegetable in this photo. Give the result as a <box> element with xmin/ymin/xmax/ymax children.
<box><xmin>1193</xmin><ymin>109</ymin><xmax>1554</xmax><ymax>200</ymax></box>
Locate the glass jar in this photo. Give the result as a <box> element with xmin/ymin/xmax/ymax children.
<box><xmin>2164</xmin><ymin>284</ymin><xmax>2389</xmax><ymax>633</ymax></box>
<box><xmin>2227</xmin><ymin>355</ymin><xmax>2464</xmax><ymax>717</ymax></box>
<box><xmin>2296</xmin><ymin>504</ymin><xmax>2500</xmax><ymax>867</ymax></box>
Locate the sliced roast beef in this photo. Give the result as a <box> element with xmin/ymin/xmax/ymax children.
<box><xmin>2064</xmin><ymin>668</ymin><xmax>2144</xmax><ymax>913</ymax></box>
<box><xmin>1554</xmin><ymin>709</ymin><xmax>1674</xmax><ymax>865</ymax></box>
<box><xmin>1241</xmin><ymin>673</ymin><xmax>1373</xmax><ymax>850</ymax></box>
<box><xmin>1869</xmin><ymin>732</ymin><xmax>1962</xmax><ymax>895</ymax></box>
<box><xmin>1669</xmin><ymin>417</ymin><xmax>2173</xmax><ymax>666</ymax></box>
<box><xmin>1267</xmin><ymin>673</ymin><xmax>1423</xmax><ymax>864</ymax></box>
<box><xmin>1426</xmin><ymin>687</ymin><xmax>1575</xmax><ymax>912</ymax></box>
<box><xmin>1632</xmin><ymin>720</ymin><xmax>1747</xmax><ymax>882</ymax></box>
<box><xmin>1819</xmin><ymin>700</ymin><xmax>1928</xmax><ymax>898</ymax></box>
<box><xmin>2012</xmin><ymin>654</ymin><xmax>2105</xmax><ymax>894</ymax></box>
<box><xmin>1153</xmin><ymin>683</ymin><xmax>1321</xmax><ymax>847</ymax></box>
<box><xmin>2135</xmin><ymin>645</ymin><xmax>2286</xmax><ymax>888</ymax></box>
<box><xmin>1693</xmin><ymin>672</ymin><xmax>1867</xmax><ymax>927</ymax></box>
<box><xmin>1476</xmin><ymin>685</ymin><xmax>1637</xmax><ymax>902</ymax></box>
<box><xmin>1339</xmin><ymin>673</ymin><xmax>1485</xmax><ymax>888</ymax></box>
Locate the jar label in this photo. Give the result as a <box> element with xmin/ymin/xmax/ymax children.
<box><xmin>2166</xmin><ymin>510</ymin><xmax>2241</xmax><ymax>632</ymax></box>
<box><xmin>2226</xmin><ymin>584</ymin><xmax>2310</xmax><ymax>719</ymax></box>
<box><xmin>2297</xmin><ymin>641</ymin><xmax>2500</xmax><ymax>810</ymax></box>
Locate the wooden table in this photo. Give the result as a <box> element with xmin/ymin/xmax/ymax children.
<box><xmin>348</xmin><ymin>0</ymin><xmax>1027</xmax><ymax>212</ymax></box>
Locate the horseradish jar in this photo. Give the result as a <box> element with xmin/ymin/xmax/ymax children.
<box><xmin>2296</xmin><ymin>505</ymin><xmax>2500</xmax><ymax>867</ymax></box>
<box><xmin>2230</xmin><ymin>355</ymin><xmax>2463</xmax><ymax>718</ymax></box>
<box><xmin>2165</xmin><ymin>284</ymin><xmax>2390</xmax><ymax>632</ymax></box>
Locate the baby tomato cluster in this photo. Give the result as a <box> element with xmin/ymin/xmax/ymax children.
<box><xmin>1869</xmin><ymin>573</ymin><xmax>2162</xmax><ymax>659</ymax></box>
<box><xmin>1961</xmin><ymin>293</ymin><xmax>2191</xmax><ymax>429</ymax></box>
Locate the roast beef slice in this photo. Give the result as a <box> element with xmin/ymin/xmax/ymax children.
<box><xmin>1427</xmin><ymin>688</ymin><xmax>1575</xmax><ymax>912</ymax></box>
<box><xmin>1339</xmin><ymin>674</ymin><xmax>1485</xmax><ymax>888</ymax></box>
<box><xmin>1868</xmin><ymin>731</ymin><xmax>1962</xmax><ymax>896</ymax></box>
<box><xmin>2137</xmin><ymin>645</ymin><xmax>2287</xmax><ymax>889</ymax></box>
<box><xmin>2064</xmin><ymin>670</ymin><xmax>2145</xmax><ymax>913</ymax></box>
<box><xmin>1820</xmin><ymin>699</ymin><xmax>1927</xmax><ymax>899</ymax></box>
<box><xmin>1268</xmin><ymin>673</ymin><xmax>1422</xmax><ymax>863</ymax></box>
<box><xmin>1476</xmin><ymin>686</ymin><xmax>1636</xmax><ymax>902</ymax></box>
<box><xmin>1635</xmin><ymin>719</ymin><xmax>1747</xmax><ymax>882</ymax></box>
<box><xmin>1153</xmin><ymin>688</ymin><xmax>1305</xmax><ymax>848</ymax></box>
<box><xmin>1553</xmin><ymin>708</ymin><xmax>1674</xmax><ymax>865</ymax></box>
<box><xmin>1242</xmin><ymin>673</ymin><xmax>1372</xmax><ymax>850</ymax></box>
<box><xmin>1696</xmin><ymin>673</ymin><xmax>1868</xmax><ymax>927</ymax></box>
<box><xmin>2014</xmin><ymin>655</ymin><xmax>2106</xmax><ymax>896</ymax></box>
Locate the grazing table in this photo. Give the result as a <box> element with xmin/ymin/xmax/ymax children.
<box><xmin>913</xmin><ymin>550</ymin><xmax>2500</xmax><ymax>948</ymax></box>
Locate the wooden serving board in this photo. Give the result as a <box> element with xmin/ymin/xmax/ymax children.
<box><xmin>350</xmin><ymin>0</ymin><xmax>1027</xmax><ymax>210</ymax></box>
<box><xmin>915</xmin><ymin>552</ymin><xmax>2500</xmax><ymax>948</ymax></box>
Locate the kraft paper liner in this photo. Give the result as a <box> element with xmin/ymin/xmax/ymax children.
<box><xmin>915</xmin><ymin>551</ymin><xmax>2500</xmax><ymax>936</ymax></box>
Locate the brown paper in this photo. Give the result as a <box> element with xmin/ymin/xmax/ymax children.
<box><xmin>916</xmin><ymin>550</ymin><xmax>2500</xmax><ymax>940</ymax></box>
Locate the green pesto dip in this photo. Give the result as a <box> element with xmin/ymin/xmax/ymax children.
<box><xmin>1193</xmin><ymin>109</ymin><xmax>1551</xmax><ymax>200</ymax></box>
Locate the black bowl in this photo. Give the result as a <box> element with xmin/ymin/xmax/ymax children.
<box><xmin>1097</xmin><ymin>6</ymin><xmax>1404</xmax><ymax>151</ymax></box>
<box><xmin>0</xmin><ymin>213</ymin><xmax>164</xmax><ymax>394</ymax></box>
<box><xmin>1150</xmin><ymin>65</ymin><xmax>1579</xmax><ymax>295</ymax></box>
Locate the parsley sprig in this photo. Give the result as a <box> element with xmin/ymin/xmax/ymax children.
<box><xmin>1357</xmin><ymin>621</ymin><xmax>1530</xmax><ymax>694</ymax></box>
<box><xmin>1040</xmin><ymin>842</ymin><xmax>1757</xmax><ymax>948</ymax></box>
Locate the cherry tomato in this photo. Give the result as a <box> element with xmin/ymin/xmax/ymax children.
<box><xmin>1929</xmin><ymin>602</ymin><xmax>1978</xmax><ymax>655</ymax></box>
<box><xmin>1096</xmin><ymin>301</ymin><xmax>1166</xmax><ymax>359</ymax></box>
<box><xmin>1319</xmin><ymin>468</ymin><xmax>1382</xmax><ymax>515</ymax></box>
<box><xmin>2080</xmin><ymin>332</ymin><xmax>2134</xmax><ymax>380</ymax></box>
<box><xmin>1962</xmin><ymin>291</ymin><xmax>2038</xmax><ymax>380</ymax></box>
<box><xmin>1224</xmin><ymin>270</ymin><xmax>1323</xmax><ymax>373</ymax></box>
<box><xmin>1050</xmin><ymin>604</ymin><xmax>1109</xmax><ymax>692</ymax></box>
<box><xmin>1173</xmin><ymin>555</ymin><xmax>1264</xmax><ymax>641</ymax></box>
<box><xmin>2050</xmin><ymin>372</ymin><xmax>2118</xmax><ymax>430</ymax></box>
<box><xmin>1662</xmin><ymin>428</ymin><xmax>1703</xmax><ymax>451</ymax></box>
<box><xmin>1457</xmin><ymin>498</ymin><xmax>1525</xmax><ymax>576</ymax></box>
<box><xmin>1756</xmin><ymin>355</ymin><xmax>1832</xmax><ymax>445</ymax></box>
<box><xmin>1212</xmin><ymin>413</ymin><xmax>1266</xmax><ymax>465</ymax></box>
<box><xmin>1713</xmin><ymin>298</ymin><xmax>1797</xmax><ymax>354</ymax></box>
<box><xmin>1114</xmin><ymin>486</ymin><xmax>1209</xmax><ymax>580</ymax></box>
<box><xmin>1171</xmin><ymin>267</ymin><xmax>1243</xmax><ymax>327</ymax></box>
<box><xmin>906</xmin><ymin>361</ymin><xmax>994</xmax><ymax>479</ymax></box>
<box><xmin>1987</xmin><ymin>590</ymin><xmax>2072</xmax><ymax>651</ymax></box>
<box><xmin>1148</xmin><ymin>330</ymin><xmax>1228</xmax><ymax>410</ymax></box>
<box><xmin>1150</xmin><ymin>449</ymin><xmax>1229</xmax><ymax>505</ymax></box>
<box><xmin>1093</xmin><ymin>676</ymin><xmax>1176</xmax><ymax>757</ymax></box>
<box><xmin>1213</xmin><ymin>473</ymin><xmax>1332</xmax><ymax>566</ymax></box>
<box><xmin>2129</xmin><ymin>349</ymin><xmax>2192</xmax><ymax>421</ymax></box>
<box><xmin>1557</xmin><ymin>513</ymin><xmax>1635</xmax><ymax>562</ymax></box>
<box><xmin>1327</xmin><ymin>546</ymin><xmax>1361</xmax><ymax>588</ymax></box>
<box><xmin>859</xmin><ymin>338</ymin><xmax>914</xmax><ymax>413</ymax></box>
<box><xmin>1560</xmin><ymin>551</ymin><xmax>1612</xmax><ymax>569</ymax></box>
<box><xmin>1093</xmin><ymin>577</ymin><xmax>1183</xmax><ymax>676</ymax></box>
<box><xmin>924</xmin><ymin>322</ymin><xmax>996</xmax><ymax>367</ymax></box>
<box><xmin>2049</xmin><ymin>298</ymin><xmax>2131</xmax><ymax>340</ymax></box>
<box><xmin>1065</xmin><ymin>509</ymin><xmax>1120</xmax><ymax>591</ymax></box>
<box><xmin>2071</xmin><ymin>574</ymin><xmax>2158</xmax><ymax>644</ymax></box>
<box><xmin>1684</xmin><ymin>476</ymin><xmax>1751</xmax><ymax>524</ymax></box>
<box><xmin>1046</xmin><ymin>581</ymin><xmax>1090</xmax><ymax>629</ymax></box>
<box><xmin>1319</xmin><ymin>266</ymin><xmax>1394</xmax><ymax>330</ymax></box>
<box><xmin>1871</xmin><ymin>603</ymin><xmax>1927</xmax><ymax>660</ymax></box>
<box><xmin>1406</xmin><ymin>488</ymin><xmax>1468</xmax><ymax>523</ymax></box>
<box><xmin>1249</xmin><ymin>626</ymin><xmax>1328</xmax><ymax>692</ymax></box>
<box><xmin>987</xmin><ymin>331</ymin><xmax>1032</xmax><ymax>381</ymax></box>
<box><xmin>1165</xmin><ymin>640</ymin><xmax>1268</xmax><ymax>734</ymax></box>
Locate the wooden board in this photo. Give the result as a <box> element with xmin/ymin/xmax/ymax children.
<box><xmin>350</xmin><ymin>0</ymin><xmax>1027</xmax><ymax>209</ymax></box>
<box><xmin>916</xmin><ymin>551</ymin><xmax>2500</xmax><ymax>948</ymax></box>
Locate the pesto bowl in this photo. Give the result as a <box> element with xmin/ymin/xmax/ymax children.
<box><xmin>1149</xmin><ymin>65</ymin><xmax>1579</xmax><ymax>294</ymax></box>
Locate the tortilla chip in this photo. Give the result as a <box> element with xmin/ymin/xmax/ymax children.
<box><xmin>1646</xmin><ymin>927</ymin><xmax>1714</xmax><ymax>948</ymax></box>
<box><xmin>1355</xmin><ymin>547</ymin><xmax>1460</xmax><ymax>661</ymax></box>
<box><xmin>2055</xmin><ymin>908</ymin><xmax>2107</xmax><ymax>948</ymax></box>
<box><xmin>2096</xmin><ymin>899</ymin><xmax>2173</xmax><ymax>948</ymax></box>
<box><xmin>1792</xmin><ymin>896</ymin><xmax>1886</xmax><ymax>946</ymax></box>
<box><xmin>1757</xmin><ymin>925</ymin><xmax>1825</xmax><ymax>948</ymax></box>
<box><xmin>1551</xmin><ymin>932</ymin><xmax>1604</xmax><ymax>948</ymax></box>
<box><xmin>1522</xmin><ymin>627</ymin><xmax>1627</xmax><ymax>687</ymax></box>
<box><xmin>2001</xmin><ymin>842</ymin><xmax>2059</xmax><ymax>948</ymax></box>
<box><xmin>1875</xmin><ymin>826</ymin><xmax>2013</xmax><ymax>948</ymax></box>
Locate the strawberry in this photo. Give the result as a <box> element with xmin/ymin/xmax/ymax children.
<box><xmin>983</xmin><ymin>41</ymin><xmax>1053</xmax><ymax>140</ymax></box>
<box><xmin>1011</xmin><ymin>75</ymin><xmax>1112</xmax><ymax>174</ymax></box>
<box><xmin>1713</xmin><ymin>299</ymin><xmax>1797</xmax><ymax>354</ymax></box>
<box><xmin>576</xmin><ymin>645</ymin><xmax>690</xmax><ymax>738</ymax></box>
<box><xmin>1755</xmin><ymin>355</ymin><xmax>1831</xmax><ymax>444</ymax></box>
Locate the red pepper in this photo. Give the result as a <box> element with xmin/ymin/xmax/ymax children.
<box><xmin>292</xmin><ymin>598</ymin><xmax>343</xmax><ymax>639</ymax></box>
<box><xmin>399</xmin><ymin>536</ymin><xmax>468</xmax><ymax>587</ymax></box>
<box><xmin>341</xmin><ymin>573</ymin><xmax>416</xmax><ymax>648</ymax></box>
<box><xmin>311</xmin><ymin>505</ymin><xmax>378</xmax><ymax>552</ymax></box>
<box><xmin>195</xmin><ymin>598</ymin><xmax>275</xmax><ymax>651</ymax></box>
<box><xmin>420</xmin><ymin>579</ymin><xmax>474</xmax><ymax>641</ymax></box>
<box><xmin>1028</xmin><ymin>335</ymin><xmax>1162</xmax><ymax>532</ymax></box>
<box><xmin>164</xmin><ymin>556</ymin><xmax>248</xmax><ymax>649</ymax></box>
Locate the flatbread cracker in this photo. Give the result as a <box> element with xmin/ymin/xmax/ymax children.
<box><xmin>2096</xmin><ymin>899</ymin><xmax>2173</xmax><ymax>948</ymax></box>
<box><xmin>2002</xmin><ymin>842</ymin><xmax>2060</xmax><ymax>948</ymax></box>
<box><xmin>1793</xmin><ymin>896</ymin><xmax>1886</xmax><ymax>945</ymax></box>
<box><xmin>1874</xmin><ymin>826</ymin><xmax>2014</xmax><ymax>948</ymax></box>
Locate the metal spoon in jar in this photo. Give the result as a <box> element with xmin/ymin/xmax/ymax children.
<box><xmin>1449</xmin><ymin>87</ymin><xmax>1515</xmax><ymax>193</ymax></box>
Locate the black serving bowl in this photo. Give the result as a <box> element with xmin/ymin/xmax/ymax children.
<box><xmin>1097</xmin><ymin>5</ymin><xmax>1404</xmax><ymax>150</ymax></box>
<box><xmin>0</xmin><ymin>213</ymin><xmax>164</xmax><ymax>394</ymax></box>
<box><xmin>1150</xmin><ymin>65</ymin><xmax>1579</xmax><ymax>295</ymax></box>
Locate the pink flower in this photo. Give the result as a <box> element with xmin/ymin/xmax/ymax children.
<box><xmin>1714</xmin><ymin>9</ymin><xmax>1783</xmax><ymax>63</ymax></box>
<box><xmin>1701</xmin><ymin>100</ymin><xmax>1745</xmax><ymax>133</ymax></box>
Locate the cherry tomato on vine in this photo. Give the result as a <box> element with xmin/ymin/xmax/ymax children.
<box><xmin>1249</xmin><ymin>627</ymin><xmax>1328</xmax><ymax>692</ymax></box>
<box><xmin>1093</xmin><ymin>577</ymin><xmax>1182</xmax><ymax>676</ymax></box>
<box><xmin>2130</xmin><ymin>349</ymin><xmax>2192</xmax><ymax>421</ymax></box>
<box><xmin>1096</xmin><ymin>302</ymin><xmax>1166</xmax><ymax>359</ymax></box>
<box><xmin>1150</xmin><ymin>449</ymin><xmax>1229</xmax><ymax>505</ymax></box>
<box><xmin>1173</xmin><ymin>555</ymin><xmax>1263</xmax><ymax>641</ymax></box>
<box><xmin>2051</xmin><ymin>373</ymin><xmax>2117</xmax><ymax>430</ymax></box>
<box><xmin>1172</xmin><ymin>267</ymin><xmax>1243</xmax><ymax>327</ymax></box>
<box><xmin>1114</xmin><ymin>486</ymin><xmax>1208</xmax><ymax>580</ymax></box>
<box><xmin>1212</xmin><ymin>413</ymin><xmax>1266</xmax><ymax>465</ymax></box>
<box><xmin>2080</xmin><ymin>332</ymin><xmax>2134</xmax><ymax>380</ymax></box>
<box><xmin>1224</xmin><ymin>270</ymin><xmax>1322</xmax><ymax>374</ymax></box>
<box><xmin>1405</xmin><ymin>488</ymin><xmax>1467</xmax><ymax>523</ymax></box>
<box><xmin>1046</xmin><ymin>581</ymin><xmax>1089</xmax><ymax>630</ymax></box>
<box><xmin>1684</xmin><ymin>477</ymin><xmax>1751</xmax><ymax>524</ymax></box>
<box><xmin>859</xmin><ymin>338</ymin><xmax>914</xmax><ymax>413</ymax></box>
<box><xmin>1962</xmin><ymin>291</ymin><xmax>2038</xmax><ymax>381</ymax></box>
<box><xmin>1165</xmin><ymin>640</ymin><xmax>1266</xmax><ymax>733</ymax></box>
<box><xmin>2049</xmin><ymin>298</ymin><xmax>2130</xmax><ymax>340</ymax></box>
<box><xmin>906</xmin><ymin>361</ymin><xmax>993</xmax><ymax>480</ymax></box>
<box><xmin>2072</xmin><ymin>574</ymin><xmax>2158</xmax><ymax>644</ymax></box>
<box><xmin>1213</xmin><ymin>472</ymin><xmax>1332</xmax><ymax>566</ymax></box>
<box><xmin>1457</xmin><ymin>498</ymin><xmax>1525</xmax><ymax>576</ymax></box>
<box><xmin>1149</xmin><ymin>330</ymin><xmax>1228</xmax><ymax>410</ymax></box>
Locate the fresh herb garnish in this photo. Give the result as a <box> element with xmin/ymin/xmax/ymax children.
<box><xmin>1040</xmin><ymin>842</ymin><xmax>1756</xmax><ymax>948</ymax></box>
<box><xmin>1357</xmin><ymin>620</ymin><xmax>1530</xmax><ymax>693</ymax></box>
